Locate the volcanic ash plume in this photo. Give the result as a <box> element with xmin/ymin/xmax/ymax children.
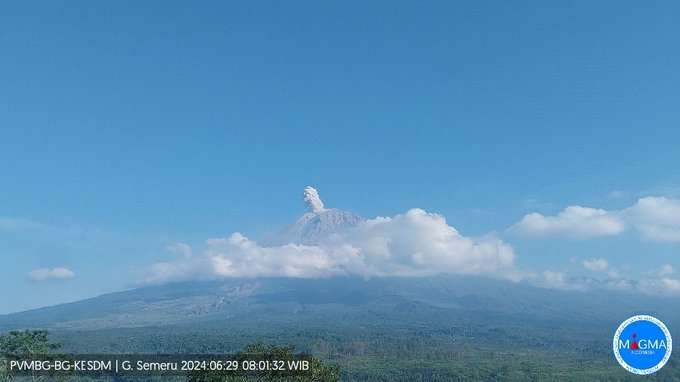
<box><xmin>304</xmin><ymin>186</ymin><xmax>325</xmax><ymax>213</ymax></box>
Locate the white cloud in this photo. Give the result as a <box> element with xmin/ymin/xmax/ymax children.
<box><xmin>511</xmin><ymin>196</ymin><xmax>680</xmax><ymax>242</ymax></box>
<box><xmin>28</xmin><ymin>267</ymin><xmax>75</xmax><ymax>282</ymax></box>
<box><xmin>623</xmin><ymin>197</ymin><xmax>680</xmax><ymax>242</ymax></box>
<box><xmin>638</xmin><ymin>277</ymin><xmax>680</xmax><ymax>296</ymax></box>
<box><xmin>510</xmin><ymin>206</ymin><xmax>625</xmax><ymax>238</ymax></box>
<box><xmin>541</xmin><ymin>271</ymin><xmax>567</xmax><ymax>289</ymax></box>
<box><xmin>535</xmin><ymin>267</ymin><xmax>680</xmax><ymax>297</ymax></box>
<box><xmin>661</xmin><ymin>278</ymin><xmax>680</xmax><ymax>293</ymax></box>
<box><xmin>583</xmin><ymin>258</ymin><xmax>608</xmax><ymax>272</ymax></box>
<box><xmin>144</xmin><ymin>208</ymin><xmax>519</xmax><ymax>284</ymax></box>
<box><xmin>539</xmin><ymin>271</ymin><xmax>587</xmax><ymax>291</ymax></box>
<box><xmin>658</xmin><ymin>265</ymin><xmax>675</xmax><ymax>277</ymax></box>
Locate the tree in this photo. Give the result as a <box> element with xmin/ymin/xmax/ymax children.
<box><xmin>0</xmin><ymin>330</ymin><xmax>63</xmax><ymax>381</ymax></box>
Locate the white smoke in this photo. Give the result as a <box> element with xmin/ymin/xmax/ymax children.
<box><xmin>303</xmin><ymin>186</ymin><xmax>325</xmax><ymax>213</ymax></box>
<box><xmin>28</xmin><ymin>267</ymin><xmax>75</xmax><ymax>282</ymax></box>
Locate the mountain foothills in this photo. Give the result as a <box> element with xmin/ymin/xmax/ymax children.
<box><xmin>1</xmin><ymin>276</ymin><xmax>679</xmax><ymax>332</ymax></box>
<box><xmin>2</xmin><ymin>276</ymin><xmax>680</xmax><ymax>380</ymax></box>
<box><xmin>2</xmin><ymin>188</ymin><xmax>680</xmax><ymax>380</ymax></box>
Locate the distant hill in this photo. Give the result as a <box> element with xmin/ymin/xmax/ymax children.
<box><xmin>4</xmin><ymin>275</ymin><xmax>680</xmax><ymax>381</ymax></box>
<box><xmin>2</xmin><ymin>275</ymin><xmax>678</xmax><ymax>335</ymax></box>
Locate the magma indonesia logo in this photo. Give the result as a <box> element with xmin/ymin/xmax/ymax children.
<box><xmin>613</xmin><ymin>315</ymin><xmax>673</xmax><ymax>375</ymax></box>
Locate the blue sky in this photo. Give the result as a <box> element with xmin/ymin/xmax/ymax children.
<box><xmin>1</xmin><ymin>1</ymin><xmax>679</xmax><ymax>314</ymax></box>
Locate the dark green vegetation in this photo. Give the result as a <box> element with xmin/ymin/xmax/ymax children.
<box><xmin>0</xmin><ymin>330</ymin><xmax>67</xmax><ymax>381</ymax></box>
<box><xmin>0</xmin><ymin>330</ymin><xmax>61</xmax><ymax>356</ymax></box>
<box><xmin>2</xmin><ymin>276</ymin><xmax>680</xmax><ymax>381</ymax></box>
<box><xmin>0</xmin><ymin>331</ymin><xmax>337</xmax><ymax>382</ymax></box>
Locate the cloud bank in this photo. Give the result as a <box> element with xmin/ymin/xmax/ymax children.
<box><xmin>510</xmin><ymin>206</ymin><xmax>624</xmax><ymax>238</ymax></box>
<box><xmin>538</xmin><ymin>265</ymin><xmax>680</xmax><ymax>297</ymax></box>
<box><xmin>582</xmin><ymin>258</ymin><xmax>608</xmax><ymax>272</ymax></box>
<box><xmin>625</xmin><ymin>197</ymin><xmax>680</xmax><ymax>242</ymax></box>
<box><xmin>510</xmin><ymin>196</ymin><xmax>680</xmax><ymax>242</ymax></box>
<box><xmin>142</xmin><ymin>189</ymin><xmax>679</xmax><ymax>298</ymax></box>
<box><xmin>144</xmin><ymin>209</ymin><xmax>519</xmax><ymax>284</ymax></box>
<box><xmin>28</xmin><ymin>267</ymin><xmax>75</xmax><ymax>282</ymax></box>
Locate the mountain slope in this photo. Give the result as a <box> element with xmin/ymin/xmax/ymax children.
<box><xmin>2</xmin><ymin>275</ymin><xmax>678</xmax><ymax>334</ymax></box>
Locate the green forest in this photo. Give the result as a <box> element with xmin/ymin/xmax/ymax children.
<box><xmin>2</xmin><ymin>329</ymin><xmax>679</xmax><ymax>381</ymax></box>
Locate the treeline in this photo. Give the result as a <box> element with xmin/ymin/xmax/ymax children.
<box><xmin>0</xmin><ymin>331</ymin><xmax>338</xmax><ymax>382</ymax></box>
<box><xmin>3</xmin><ymin>330</ymin><xmax>680</xmax><ymax>381</ymax></box>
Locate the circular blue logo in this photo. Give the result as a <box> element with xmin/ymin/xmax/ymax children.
<box><xmin>613</xmin><ymin>315</ymin><xmax>672</xmax><ymax>375</ymax></box>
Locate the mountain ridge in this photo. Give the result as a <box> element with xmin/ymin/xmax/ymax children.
<box><xmin>2</xmin><ymin>275</ymin><xmax>679</xmax><ymax>333</ymax></box>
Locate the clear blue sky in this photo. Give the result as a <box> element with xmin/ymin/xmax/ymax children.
<box><xmin>1</xmin><ymin>1</ymin><xmax>679</xmax><ymax>313</ymax></box>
